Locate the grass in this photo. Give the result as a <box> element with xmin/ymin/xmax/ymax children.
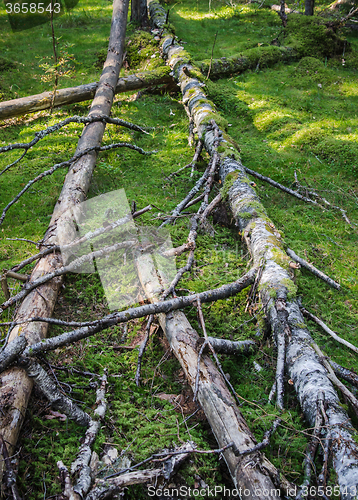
<box><xmin>1</xmin><ymin>0</ymin><xmax>358</xmax><ymax>497</ymax></box>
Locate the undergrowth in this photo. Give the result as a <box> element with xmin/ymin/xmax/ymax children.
<box><xmin>0</xmin><ymin>0</ymin><xmax>357</xmax><ymax>498</ymax></box>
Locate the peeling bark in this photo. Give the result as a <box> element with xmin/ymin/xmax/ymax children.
<box><xmin>0</xmin><ymin>0</ymin><xmax>130</xmax><ymax>483</ymax></box>
<box><xmin>149</xmin><ymin>2</ymin><xmax>358</xmax><ymax>495</ymax></box>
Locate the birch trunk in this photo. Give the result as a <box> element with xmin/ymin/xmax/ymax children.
<box><xmin>0</xmin><ymin>68</ymin><xmax>172</xmax><ymax>120</ymax></box>
<box><xmin>0</xmin><ymin>0</ymin><xmax>129</xmax><ymax>484</ymax></box>
<box><xmin>148</xmin><ymin>2</ymin><xmax>358</xmax><ymax>495</ymax></box>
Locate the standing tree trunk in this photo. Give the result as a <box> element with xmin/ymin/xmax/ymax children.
<box><xmin>305</xmin><ymin>0</ymin><xmax>315</xmax><ymax>15</ymax></box>
<box><xmin>130</xmin><ymin>0</ymin><xmax>148</xmax><ymax>26</ymax></box>
<box><xmin>0</xmin><ymin>0</ymin><xmax>129</xmax><ymax>484</ymax></box>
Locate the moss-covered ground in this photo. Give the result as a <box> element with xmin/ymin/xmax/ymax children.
<box><xmin>0</xmin><ymin>0</ymin><xmax>358</xmax><ymax>497</ymax></box>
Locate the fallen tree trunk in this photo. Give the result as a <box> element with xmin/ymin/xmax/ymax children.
<box><xmin>135</xmin><ymin>252</ymin><xmax>291</xmax><ymax>500</ymax></box>
<box><xmin>0</xmin><ymin>67</ymin><xmax>172</xmax><ymax>120</ymax></box>
<box><xmin>196</xmin><ymin>45</ymin><xmax>298</xmax><ymax>78</ymax></box>
<box><xmin>0</xmin><ymin>0</ymin><xmax>130</xmax><ymax>484</ymax></box>
<box><xmin>149</xmin><ymin>1</ymin><xmax>358</xmax><ymax>496</ymax></box>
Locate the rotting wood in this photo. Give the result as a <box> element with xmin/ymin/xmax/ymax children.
<box><xmin>148</xmin><ymin>1</ymin><xmax>358</xmax><ymax>494</ymax></box>
<box><xmin>0</xmin><ymin>0</ymin><xmax>130</xmax><ymax>484</ymax></box>
<box><xmin>0</xmin><ymin>68</ymin><xmax>172</xmax><ymax>121</ymax></box>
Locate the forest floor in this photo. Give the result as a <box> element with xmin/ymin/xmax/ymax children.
<box><xmin>0</xmin><ymin>0</ymin><xmax>358</xmax><ymax>498</ymax></box>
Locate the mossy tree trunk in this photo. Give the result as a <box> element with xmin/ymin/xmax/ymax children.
<box><xmin>148</xmin><ymin>1</ymin><xmax>358</xmax><ymax>496</ymax></box>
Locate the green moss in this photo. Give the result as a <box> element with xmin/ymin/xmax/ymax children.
<box><xmin>221</xmin><ymin>171</ymin><xmax>239</xmax><ymax>199</ymax></box>
<box><xmin>284</xmin><ymin>14</ymin><xmax>349</xmax><ymax>59</ymax></box>
<box><xmin>280</xmin><ymin>278</ymin><xmax>298</xmax><ymax>299</ymax></box>
<box><xmin>125</xmin><ymin>30</ymin><xmax>160</xmax><ymax>70</ymax></box>
<box><xmin>271</xmin><ymin>247</ymin><xmax>290</xmax><ymax>271</ymax></box>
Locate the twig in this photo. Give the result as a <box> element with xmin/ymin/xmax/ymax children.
<box><xmin>286</xmin><ymin>248</ymin><xmax>340</xmax><ymax>290</ymax></box>
<box><xmin>0</xmin><ymin>115</ymin><xmax>149</xmax><ymax>156</ymax></box>
<box><xmin>103</xmin><ymin>441</ymin><xmax>236</xmax><ymax>480</ymax></box>
<box><xmin>238</xmin><ymin>418</ymin><xmax>281</xmax><ymax>457</ymax></box>
<box><xmin>244</xmin><ymin>166</ymin><xmax>353</xmax><ymax>226</ymax></box>
<box><xmin>302</xmin><ymin>307</ymin><xmax>358</xmax><ymax>354</ymax></box>
<box><xmin>206</xmin><ymin>31</ymin><xmax>218</xmax><ymax>80</ymax></box>
<box><xmin>0</xmin><ymin>240</ymin><xmax>138</xmax><ymax>312</ymax></box>
<box><xmin>20</xmin><ymin>358</ymin><xmax>91</xmax><ymax>426</ymax></box>
<box><xmin>0</xmin><ymin>142</ymin><xmax>154</xmax><ymax>227</ymax></box>
<box><xmin>311</xmin><ymin>342</ymin><xmax>358</xmax><ymax>418</ymax></box>
<box><xmin>0</xmin><ymin>434</ymin><xmax>22</xmax><ymax>500</ymax></box>
<box><xmin>135</xmin><ymin>315</ymin><xmax>154</xmax><ymax>386</ymax></box>
<box><xmin>165</xmin><ymin>139</ymin><xmax>203</xmax><ymax>182</ymax></box>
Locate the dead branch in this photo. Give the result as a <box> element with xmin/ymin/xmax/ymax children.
<box><xmin>0</xmin><ymin>268</ymin><xmax>258</xmax><ymax>366</ymax></box>
<box><xmin>286</xmin><ymin>248</ymin><xmax>340</xmax><ymax>290</ymax></box>
<box><xmin>0</xmin><ymin>434</ymin><xmax>22</xmax><ymax>500</ymax></box>
<box><xmin>196</xmin><ymin>337</ymin><xmax>257</xmax><ymax>356</ymax></box>
<box><xmin>159</xmin><ymin>164</ymin><xmax>211</xmax><ymax>226</ymax></box>
<box><xmin>135</xmin><ymin>315</ymin><xmax>154</xmax><ymax>386</ymax></box>
<box><xmin>165</xmin><ymin>138</ymin><xmax>203</xmax><ymax>182</ymax></box>
<box><xmin>301</xmin><ymin>307</ymin><xmax>358</xmax><ymax>354</ymax></box>
<box><xmin>0</xmin><ymin>114</ymin><xmax>148</xmax><ymax>158</ymax></box>
<box><xmin>0</xmin><ymin>239</ymin><xmax>138</xmax><ymax>313</ymax></box>
<box><xmin>7</xmin><ymin>205</ymin><xmax>151</xmax><ymax>275</ymax></box>
<box><xmin>70</xmin><ymin>370</ymin><xmax>108</xmax><ymax>498</ymax></box>
<box><xmin>0</xmin><ymin>141</ymin><xmax>153</xmax><ymax>227</ymax></box>
<box><xmin>244</xmin><ymin>166</ymin><xmax>353</xmax><ymax>225</ymax></box>
<box><xmin>239</xmin><ymin>418</ymin><xmax>281</xmax><ymax>457</ymax></box>
<box><xmin>329</xmin><ymin>360</ymin><xmax>358</xmax><ymax>387</ymax></box>
<box><xmin>311</xmin><ymin>342</ymin><xmax>358</xmax><ymax>418</ymax></box>
<box><xmin>20</xmin><ymin>357</ymin><xmax>91</xmax><ymax>426</ymax></box>
<box><xmin>86</xmin><ymin>441</ymin><xmax>195</xmax><ymax>499</ymax></box>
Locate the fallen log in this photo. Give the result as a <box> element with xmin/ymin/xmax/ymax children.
<box><xmin>0</xmin><ymin>67</ymin><xmax>172</xmax><ymax>121</ymax></box>
<box><xmin>148</xmin><ymin>1</ymin><xmax>358</xmax><ymax>495</ymax></box>
<box><xmin>196</xmin><ymin>45</ymin><xmax>298</xmax><ymax>78</ymax></box>
<box><xmin>0</xmin><ymin>0</ymin><xmax>130</xmax><ymax>484</ymax></box>
<box><xmin>135</xmin><ymin>251</ymin><xmax>291</xmax><ymax>500</ymax></box>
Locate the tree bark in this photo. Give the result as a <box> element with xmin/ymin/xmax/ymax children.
<box><xmin>0</xmin><ymin>68</ymin><xmax>172</xmax><ymax>121</ymax></box>
<box><xmin>130</xmin><ymin>0</ymin><xmax>148</xmax><ymax>26</ymax></box>
<box><xmin>149</xmin><ymin>2</ymin><xmax>358</xmax><ymax>495</ymax></box>
<box><xmin>305</xmin><ymin>0</ymin><xmax>315</xmax><ymax>15</ymax></box>
<box><xmin>0</xmin><ymin>0</ymin><xmax>129</xmax><ymax>484</ymax></box>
